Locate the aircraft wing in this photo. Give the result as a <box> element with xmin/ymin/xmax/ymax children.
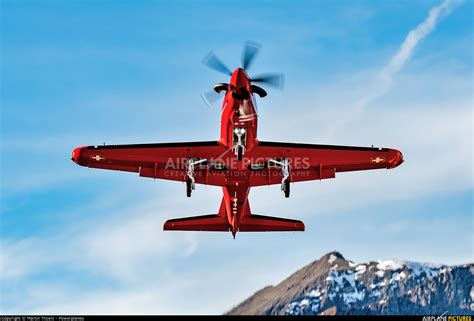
<box><xmin>247</xmin><ymin>141</ymin><xmax>404</xmax><ymax>186</ymax></box>
<box><xmin>72</xmin><ymin>141</ymin><xmax>232</xmax><ymax>186</ymax></box>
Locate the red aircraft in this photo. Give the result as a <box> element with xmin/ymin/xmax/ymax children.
<box><xmin>72</xmin><ymin>42</ymin><xmax>404</xmax><ymax>238</ymax></box>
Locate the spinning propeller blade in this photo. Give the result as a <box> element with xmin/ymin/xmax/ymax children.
<box><xmin>202</xmin><ymin>52</ymin><xmax>232</xmax><ymax>76</ymax></box>
<box><xmin>251</xmin><ymin>73</ymin><xmax>284</xmax><ymax>90</ymax></box>
<box><xmin>200</xmin><ymin>90</ymin><xmax>222</xmax><ymax>107</ymax></box>
<box><xmin>242</xmin><ymin>41</ymin><xmax>261</xmax><ymax>70</ymax></box>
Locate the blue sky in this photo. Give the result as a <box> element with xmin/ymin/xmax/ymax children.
<box><xmin>1</xmin><ymin>0</ymin><xmax>472</xmax><ymax>314</ymax></box>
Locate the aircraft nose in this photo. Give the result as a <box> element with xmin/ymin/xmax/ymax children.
<box><xmin>231</xmin><ymin>68</ymin><xmax>250</xmax><ymax>86</ymax></box>
<box><xmin>388</xmin><ymin>149</ymin><xmax>404</xmax><ymax>169</ymax></box>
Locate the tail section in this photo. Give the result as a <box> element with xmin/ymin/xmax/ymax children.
<box><xmin>163</xmin><ymin>197</ymin><xmax>304</xmax><ymax>235</ymax></box>
<box><xmin>239</xmin><ymin>214</ymin><xmax>304</xmax><ymax>232</ymax></box>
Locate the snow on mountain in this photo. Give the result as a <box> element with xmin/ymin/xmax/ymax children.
<box><xmin>227</xmin><ymin>252</ymin><xmax>473</xmax><ymax>315</ymax></box>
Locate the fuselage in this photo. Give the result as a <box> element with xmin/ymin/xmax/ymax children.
<box><xmin>218</xmin><ymin>68</ymin><xmax>258</xmax><ymax>237</ymax></box>
<box><xmin>219</xmin><ymin>68</ymin><xmax>258</xmax><ymax>151</ymax></box>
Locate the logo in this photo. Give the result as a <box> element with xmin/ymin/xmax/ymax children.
<box><xmin>91</xmin><ymin>155</ymin><xmax>105</xmax><ymax>161</ymax></box>
<box><xmin>370</xmin><ymin>156</ymin><xmax>385</xmax><ymax>164</ymax></box>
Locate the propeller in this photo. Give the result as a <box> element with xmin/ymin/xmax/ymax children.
<box><xmin>202</xmin><ymin>41</ymin><xmax>284</xmax><ymax>106</ymax></box>
<box><xmin>202</xmin><ymin>52</ymin><xmax>232</xmax><ymax>76</ymax></box>
<box><xmin>251</xmin><ymin>73</ymin><xmax>284</xmax><ymax>90</ymax></box>
<box><xmin>200</xmin><ymin>90</ymin><xmax>222</xmax><ymax>107</ymax></box>
<box><xmin>242</xmin><ymin>41</ymin><xmax>261</xmax><ymax>70</ymax></box>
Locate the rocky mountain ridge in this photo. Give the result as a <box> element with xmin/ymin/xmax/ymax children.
<box><xmin>227</xmin><ymin>252</ymin><xmax>473</xmax><ymax>315</ymax></box>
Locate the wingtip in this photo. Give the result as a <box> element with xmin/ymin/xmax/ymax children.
<box><xmin>71</xmin><ymin>146</ymin><xmax>87</xmax><ymax>165</ymax></box>
<box><xmin>388</xmin><ymin>149</ymin><xmax>404</xmax><ymax>169</ymax></box>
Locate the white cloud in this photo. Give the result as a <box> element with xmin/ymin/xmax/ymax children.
<box><xmin>321</xmin><ymin>0</ymin><xmax>463</xmax><ymax>137</ymax></box>
<box><xmin>0</xmin><ymin>188</ymin><xmax>208</xmax><ymax>283</ymax></box>
<box><xmin>384</xmin><ymin>0</ymin><xmax>459</xmax><ymax>77</ymax></box>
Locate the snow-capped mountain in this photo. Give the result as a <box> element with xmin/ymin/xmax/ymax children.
<box><xmin>227</xmin><ymin>252</ymin><xmax>473</xmax><ymax>315</ymax></box>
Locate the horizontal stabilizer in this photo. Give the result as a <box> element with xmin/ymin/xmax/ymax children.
<box><xmin>239</xmin><ymin>214</ymin><xmax>304</xmax><ymax>232</ymax></box>
<box><xmin>164</xmin><ymin>214</ymin><xmax>230</xmax><ymax>232</ymax></box>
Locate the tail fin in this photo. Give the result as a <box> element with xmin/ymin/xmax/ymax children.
<box><xmin>239</xmin><ymin>214</ymin><xmax>304</xmax><ymax>232</ymax></box>
<box><xmin>164</xmin><ymin>214</ymin><xmax>230</xmax><ymax>232</ymax></box>
<box><xmin>164</xmin><ymin>198</ymin><xmax>229</xmax><ymax>232</ymax></box>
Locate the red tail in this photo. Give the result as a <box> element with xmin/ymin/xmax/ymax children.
<box><xmin>239</xmin><ymin>214</ymin><xmax>304</xmax><ymax>232</ymax></box>
<box><xmin>163</xmin><ymin>198</ymin><xmax>304</xmax><ymax>234</ymax></box>
<box><xmin>163</xmin><ymin>198</ymin><xmax>229</xmax><ymax>232</ymax></box>
<box><xmin>163</xmin><ymin>214</ymin><xmax>229</xmax><ymax>232</ymax></box>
